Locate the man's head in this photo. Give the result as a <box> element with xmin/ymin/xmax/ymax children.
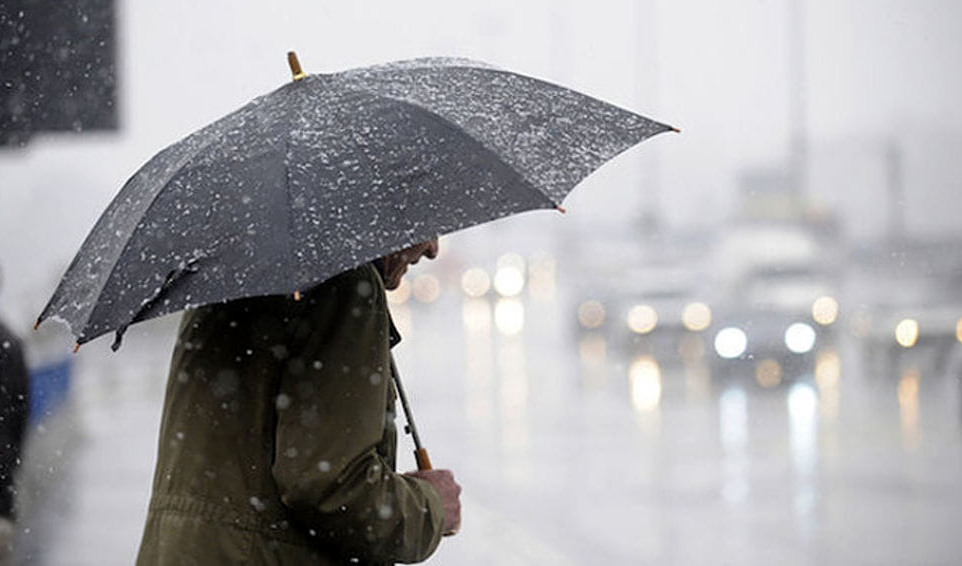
<box><xmin>380</xmin><ymin>238</ymin><xmax>439</xmax><ymax>290</ymax></box>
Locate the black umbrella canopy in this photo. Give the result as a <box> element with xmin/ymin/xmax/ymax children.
<box><xmin>38</xmin><ymin>56</ymin><xmax>675</xmax><ymax>349</ymax></box>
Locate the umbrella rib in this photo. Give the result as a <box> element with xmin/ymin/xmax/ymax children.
<box><xmin>282</xmin><ymin>133</ymin><xmax>299</xmax><ymax>294</ymax></box>
<box><xmin>413</xmin><ymin>61</ymin><xmax>677</xmax><ymax>138</ymax></box>
<box><xmin>72</xmin><ymin>123</ymin><xmax>243</xmax><ymax>344</ymax></box>
<box><xmin>336</xmin><ymin>63</ymin><xmax>674</xmax><ymax>206</ymax></box>
<box><xmin>334</xmin><ymin>84</ymin><xmax>559</xmax><ymax>211</ymax></box>
<box><xmin>439</xmin><ymin>62</ymin><xmax>675</xmax><ymax>132</ymax></box>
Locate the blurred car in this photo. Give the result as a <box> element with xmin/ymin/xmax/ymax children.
<box><xmin>568</xmin><ymin>230</ymin><xmax>715</xmax><ymax>368</ymax></box>
<box><xmin>709</xmin><ymin>256</ymin><xmax>840</xmax><ymax>386</ymax></box>
<box><xmin>709</xmin><ymin>306</ymin><xmax>829</xmax><ymax>385</ymax></box>
<box><xmin>857</xmin><ymin>304</ymin><xmax>962</xmax><ymax>380</ymax></box>
<box><xmin>848</xmin><ymin>238</ymin><xmax>962</xmax><ymax>381</ymax></box>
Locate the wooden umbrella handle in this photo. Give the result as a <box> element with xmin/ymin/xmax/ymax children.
<box><xmin>415</xmin><ymin>447</ymin><xmax>432</xmax><ymax>471</ymax></box>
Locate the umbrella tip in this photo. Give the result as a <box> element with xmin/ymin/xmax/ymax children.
<box><xmin>288</xmin><ymin>51</ymin><xmax>306</xmax><ymax>82</ymax></box>
<box><xmin>72</xmin><ymin>342</ymin><xmax>81</xmax><ymax>354</ymax></box>
<box><xmin>670</xmin><ymin>126</ymin><xmax>681</xmax><ymax>133</ymax></box>
<box><xmin>555</xmin><ymin>205</ymin><xmax>567</xmax><ymax>214</ymax></box>
<box><xmin>33</xmin><ymin>320</ymin><xmax>40</xmax><ymax>331</ymax></box>
<box><xmin>293</xmin><ymin>290</ymin><xmax>302</xmax><ymax>302</ymax></box>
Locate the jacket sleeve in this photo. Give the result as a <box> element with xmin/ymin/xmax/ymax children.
<box><xmin>271</xmin><ymin>266</ymin><xmax>444</xmax><ymax>564</ymax></box>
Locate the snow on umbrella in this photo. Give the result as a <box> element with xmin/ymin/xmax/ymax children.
<box><xmin>37</xmin><ymin>53</ymin><xmax>675</xmax><ymax>350</ymax></box>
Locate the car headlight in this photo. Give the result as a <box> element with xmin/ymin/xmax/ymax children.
<box><xmin>714</xmin><ymin>327</ymin><xmax>748</xmax><ymax>359</ymax></box>
<box><xmin>627</xmin><ymin>304</ymin><xmax>658</xmax><ymax>334</ymax></box>
<box><xmin>895</xmin><ymin>318</ymin><xmax>919</xmax><ymax>348</ymax></box>
<box><xmin>682</xmin><ymin>302</ymin><xmax>712</xmax><ymax>331</ymax></box>
<box><xmin>784</xmin><ymin>322</ymin><xmax>816</xmax><ymax>354</ymax></box>
<box><xmin>811</xmin><ymin>296</ymin><xmax>839</xmax><ymax>326</ymax></box>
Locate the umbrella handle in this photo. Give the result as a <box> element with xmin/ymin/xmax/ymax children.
<box><xmin>415</xmin><ymin>447</ymin><xmax>432</xmax><ymax>471</ymax></box>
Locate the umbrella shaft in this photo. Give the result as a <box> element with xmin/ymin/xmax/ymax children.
<box><xmin>391</xmin><ymin>361</ymin><xmax>423</xmax><ymax>450</ymax></box>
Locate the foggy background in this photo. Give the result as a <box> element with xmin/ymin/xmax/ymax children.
<box><xmin>1</xmin><ymin>0</ymin><xmax>961</xmax><ymax>564</ymax></box>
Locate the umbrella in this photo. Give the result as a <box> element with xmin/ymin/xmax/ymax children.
<box><xmin>37</xmin><ymin>52</ymin><xmax>675</xmax><ymax>351</ymax></box>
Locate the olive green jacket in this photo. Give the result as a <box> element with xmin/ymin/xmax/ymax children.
<box><xmin>137</xmin><ymin>264</ymin><xmax>444</xmax><ymax>565</ymax></box>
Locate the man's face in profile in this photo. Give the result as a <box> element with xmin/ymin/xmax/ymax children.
<box><xmin>381</xmin><ymin>238</ymin><xmax>439</xmax><ymax>290</ymax></box>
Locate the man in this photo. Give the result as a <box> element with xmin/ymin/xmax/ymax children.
<box><xmin>138</xmin><ymin>238</ymin><xmax>461</xmax><ymax>565</ymax></box>
<box><xmin>0</xmin><ymin>267</ymin><xmax>30</xmax><ymax>561</ymax></box>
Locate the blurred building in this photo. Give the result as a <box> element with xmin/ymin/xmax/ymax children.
<box><xmin>807</xmin><ymin>132</ymin><xmax>962</xmax><ymax>243</ymax></box>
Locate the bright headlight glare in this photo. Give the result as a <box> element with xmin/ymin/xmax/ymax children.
<box><xmin>682</xmin><ymin>302</ymin><xmax>712</xmax><ymax>331</ymax></box>
<box><xmin>461</xmin><ymin>267</ymin><xmax>491</xmax><ymax>298</ymax></box>
<box><xmin>812</xmin><ymin>296</ymin><xmax>839</xmax><ymax>326</ymax></box>
<box><xmin>627</xmin><ymin>304</ymin><xmax>658</xmax><ymax>334</ymax></box>
<box><xmin>493</xmin><ymin>266</ymin><xmax>524</xmax><ymax>297</ymax></box>
<box><xmin>785</xmin><ymin>322</ymin><xmax>816</xmax><ymax>354</ymax></box>
<box><xmin>895</xmin><ymin>318</ymin><xmax>919</xmax><ymax>348</ymax></box>
<box><xmin>714</xmin><ymin>327</ymin><xmax>747</xmax><ymax>359</ymax></box>
<box><xmin>495</xmin><ymin>298</ymin><xmax>525</xmax><ymax>335</ymax></box>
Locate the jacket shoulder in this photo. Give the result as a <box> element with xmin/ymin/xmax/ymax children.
<box><xmin>301</xmin><ymin>263</ymin><xmax>386</xmax><ymax>304</ymax></box>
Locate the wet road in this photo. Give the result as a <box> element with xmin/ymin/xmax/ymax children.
<box><xmin>13</xmin><ymin>262</ymin><xmax>962</xmax><ymax>565</ymax></box>
<box><xmin>399</xmin><ymin>279</ymin><xmax>962</xmax><ymax>565</ymax></box>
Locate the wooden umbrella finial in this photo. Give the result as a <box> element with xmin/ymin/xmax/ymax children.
<box><xmin>287</xmin><ymin>51</ymin><xmax>306</xmax><ymax>82</ymax></box>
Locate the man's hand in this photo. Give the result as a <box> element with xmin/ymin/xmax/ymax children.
<box><xmin>406</xmin><ymin>469</ymin><xmax>462</xmax><ymax>535</ymax></box>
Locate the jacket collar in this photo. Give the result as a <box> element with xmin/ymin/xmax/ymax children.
<box><xmin>373</xmin><ymin>259</ymin><xmax>403</xmax><ymax>349</ymax></box>
<box><xmin>388</xmin><ymin>315</ymin><xmax>402</xmax><ymax>349</ymax></box>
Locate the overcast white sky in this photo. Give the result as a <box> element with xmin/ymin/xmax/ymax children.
<box><xmin>2</xmin><ymin>0</ymin><xmax>961</xmax><ymax>325</ymax></box>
